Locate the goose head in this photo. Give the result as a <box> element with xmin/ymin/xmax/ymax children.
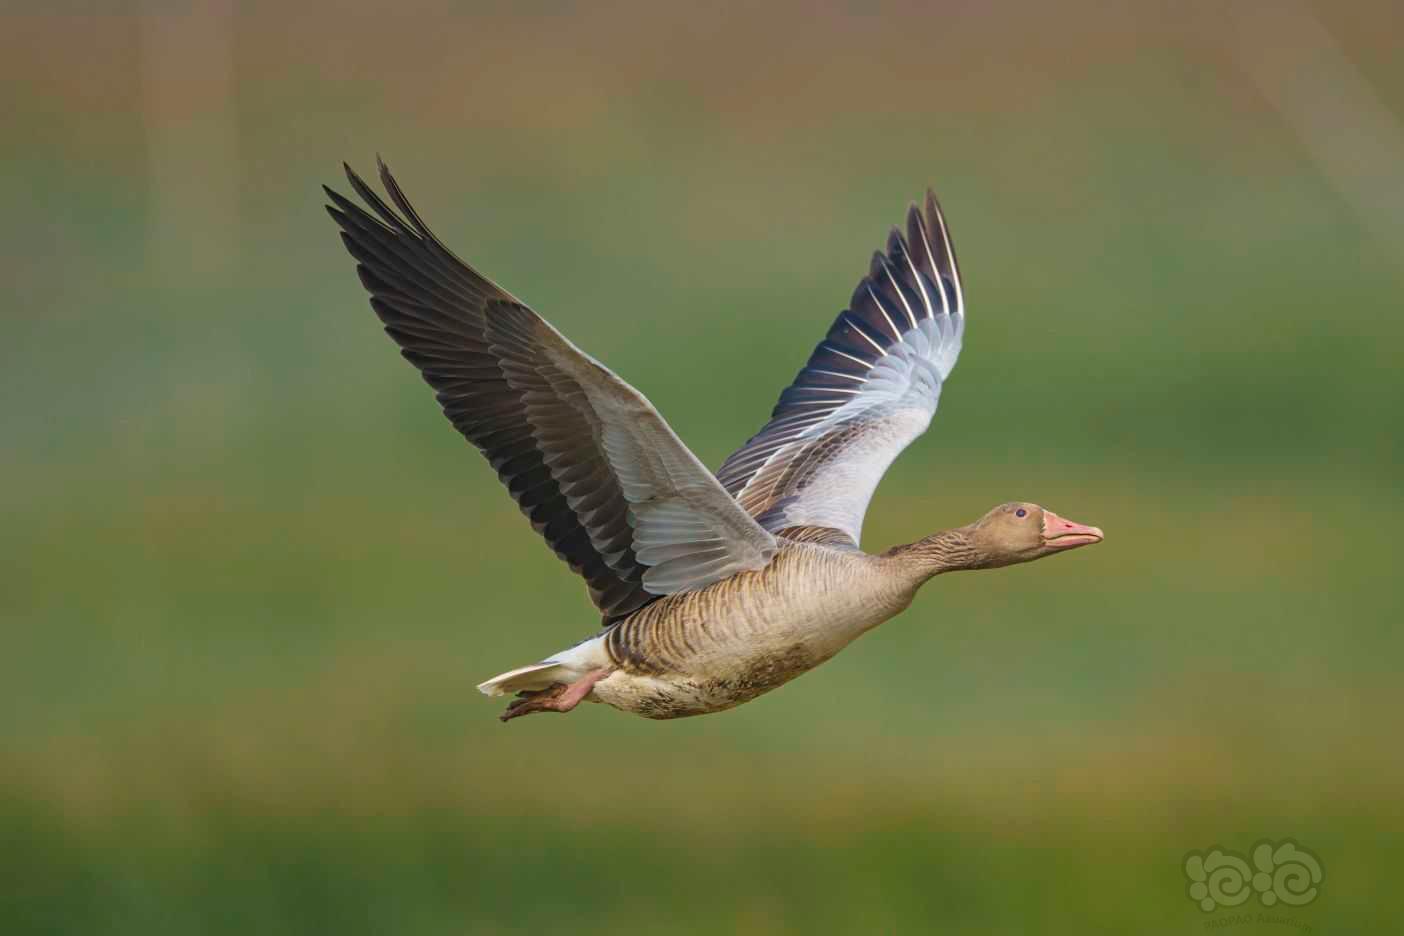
<box><xmin>967</xmin><ymin>502</ymin><xmax>1104</xmax><ymax>567</ymax></box>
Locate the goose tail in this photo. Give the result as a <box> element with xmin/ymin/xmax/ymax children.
<box><xmin>478</xmin><ymin>632</ymin><xmax>613</xmax><ymax>698</ymax></box>
<box><xmin>477</xmin><ymin>660</ymin><xmax>572</xmax><ymax>697</ymax></box>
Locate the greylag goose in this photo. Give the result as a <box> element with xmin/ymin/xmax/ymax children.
<box><xmin>325</xmin><ymin>161</ymin><xmax>1103</xmax><ymax>722</ymax></box>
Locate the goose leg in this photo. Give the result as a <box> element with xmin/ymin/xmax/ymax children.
<box><xmin>499</xmin><ymin>668</ymin><xmax>613</xmax><ymax>722</ymax></box>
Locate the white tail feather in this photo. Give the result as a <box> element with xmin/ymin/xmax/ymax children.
<box><xmin>476</xmin><ymin>660</ymin><xmax>568</xmax><ymax>697</ymax></box>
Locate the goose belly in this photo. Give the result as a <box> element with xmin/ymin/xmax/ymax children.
<box><xmin>593</xmin><ymin>549</ymin><xmax>912</xmax><ymax>718</ymax></box>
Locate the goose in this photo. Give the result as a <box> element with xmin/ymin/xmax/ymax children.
<box><xmin>324</xmin><ymin>160</ymin><xmax>1103</xmax><ymax>722</ymax></box>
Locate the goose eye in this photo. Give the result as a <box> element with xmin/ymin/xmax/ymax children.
<box><xmin>1015</xmin><ymin>508</ymin><xmax>1027</xmax><ymax>518</ymax></box>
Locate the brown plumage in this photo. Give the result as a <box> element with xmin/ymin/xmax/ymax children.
<box><xmin>325</xmin><ymin>160</ymin><xmax>1104</xmax><ymax>722</ymax></box>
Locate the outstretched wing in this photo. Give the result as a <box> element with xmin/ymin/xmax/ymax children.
<box><xmin>326</xmin><ymin>161</ymin><xmax>776</xmax><ymax>621</ymax></box>
<box><xmin>715</xmin><ymin>192</ymin><xmax>966</xmax><ymax>547</ymax></box>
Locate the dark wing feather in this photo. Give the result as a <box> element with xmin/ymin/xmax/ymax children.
<box><xmin>327</xmin><ymin>161</ymin><xmax>774</xmax><ymax>620</ymax></box>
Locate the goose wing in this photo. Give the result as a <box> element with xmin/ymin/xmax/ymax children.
<box><xmin>715</xmin><ymin>192</ymin><xmax>966</xmax><ymax>547</ymax></box>
<box><xmin>326</xmin><ymin>161</ymin><xmax>776</xmax><ymax>621</ymax></box>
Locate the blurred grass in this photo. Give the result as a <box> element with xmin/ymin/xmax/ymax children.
<box><xmin>3</xmin><ymin>2</ymin><xmax>1403</xmax><ymax>933</ymax></box>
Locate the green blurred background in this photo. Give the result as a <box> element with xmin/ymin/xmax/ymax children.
<box><xmin>3</xmin><ymin>2</ymin><xmax>1401</xmax><ymax>933</ymax></box>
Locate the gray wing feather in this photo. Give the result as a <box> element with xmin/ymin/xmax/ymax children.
<box><xmin>506</xmin><ymin>305</ymin><xmax>777</xmax><ymax>594</ymax></box>
<box><xmin>716</xmin><ymin>192</ymin><xmax>966</xmax><ymax>545</ymax></box>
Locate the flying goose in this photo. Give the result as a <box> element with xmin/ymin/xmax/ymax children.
<box><xmin>325</xmin><ymin>161</ymin><xmax>1103</xmax><ymax>722</ymax></box>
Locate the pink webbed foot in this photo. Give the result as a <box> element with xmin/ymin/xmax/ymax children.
<box><xmin>499</xmin><ymin>668</ymin><xmax>613</xmax><ymax>723</ymax></box>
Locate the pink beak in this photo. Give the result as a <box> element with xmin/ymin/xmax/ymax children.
<box><xmin>1041</xmin><ymin>510</ymin><xmax>1104</xmax><ymax>551</ymax></box>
